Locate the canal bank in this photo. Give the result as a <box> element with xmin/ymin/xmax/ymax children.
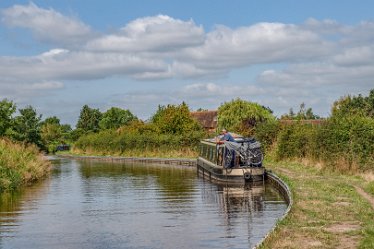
<box><xmin>58</xmin><ymin>154</ymin><xmax>197</xmax><ymax>167</ymax></box>
<box><xmin>260</xmin><ymin>160</ymin><xmax>374</xmax><ymax>249</ymax></box>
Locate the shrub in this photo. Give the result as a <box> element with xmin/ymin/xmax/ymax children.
<box><xmin>265</xmin><ymin>115</ymin><xmax>374</xmax><ymax>172</ymax></box>
<box><xmin>0</xmin><ymin>138</ymin><xmax>50</xmax><ymax>191</ymax></box>
<box><xmin>254</xmin><ymin>120</ymin><xmax>280</xmax><ymax>153</ymax></box>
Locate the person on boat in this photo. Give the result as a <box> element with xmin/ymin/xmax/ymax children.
<box><xmin>220</xmin><ymin>129</ymin><xmax>235</xmax><ymax>142</ymax></box>
<box><xmin>218</xmin><ymin>129</ymin><xmax>236</xmax><ymax>168</ymax></box>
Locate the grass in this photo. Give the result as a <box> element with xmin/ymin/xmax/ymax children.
<box><xmin>0</xmin><ymin>138</ymin><xmax>50</xmax><ymax>192</ymax></box>
<box><xmin>69</xmin><ymin>147</ymin><xmax>199</xmax><ymax>159</ymax></box>
<box><xmin>260</xmin><ymin>158</ymin><xmax>374</xmax><ymax>249</ymax></box>
<box><xmin>364</xmin><ymin>181</ymin><xmax>374</xmax><ymax>196</ymax></box>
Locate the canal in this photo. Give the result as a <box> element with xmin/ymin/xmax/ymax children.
<box><xmin>0</xmin><ymin>158</ymin><xmax>287</xmax><ymax>249</ymax></box>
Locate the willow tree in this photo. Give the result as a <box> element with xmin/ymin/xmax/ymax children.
<box><xmin>218</xmin><ymin>98</ymin><xmax>275</xmax><ymax>136</ymax></box>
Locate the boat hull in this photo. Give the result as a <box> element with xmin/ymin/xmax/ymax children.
<box><xmin>197</xmin><ymin>157</ymin><xmax>265</xmax><ymax>183</ymax></box>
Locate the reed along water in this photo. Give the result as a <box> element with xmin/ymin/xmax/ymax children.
<box><xmin>0</xmin><ymin>158</ymin><xmax>287</xmax><ymax>249</ymax></box>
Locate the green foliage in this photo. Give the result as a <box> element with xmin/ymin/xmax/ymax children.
<box><xmin>151</xmin><ymin>102</ymin><xmax>203</xmax><ymax>135</ymax></box>
<box><xmin>41</xmin><ymin>116</ymin><xmax>60</xmax><ymax>126</ymax></box>
<box><xmin>75</xmin><ymin>103</ymin><xmax>205</xmax><ymax>157</ymax></box>
<box><xmin>39</xmin><ymin>116</ymin><xmax>73</xmax><ymax>153</ymax></box>
<box><xmin>8</xmin><ymin>106</ymin><xmax>43</xmax><ymax>148</ymax></box>
<box><xmin>255</xmin><ymin>89</ymin><xmax>374</xmax><ymax>172</ymax></box>
<box><xmin>332</xmin><ymin>89</ymin><xmax>374</xmax><ymax>118</ymax></box>
<box><xmin>261</xmin><ymin>89</ymin><xmax>374</xmax><ymax>172</ymax></box>
<box><xmin>74</xmin><ymin>125</ymin><xmax>203</xmax><ymax>157</ymax></box>
<box><xmin>40</xmin><ymin>123</ymin><xmax>63</xmax><ymax>153</ymax></box>
<box><xmin>76</xmin><ymin>105</ymin><xmax>102</xmax><ymax>133</ymax></box>
<box><xmin>0</xmin><ymin>99</ymin><xmax>16</xmax><ymax>136</ymax></box>
<box><xmin>255</xmin><ymin>119</ymin><xmax>280</xmax><ymax>153</ymax></box>
<box><xmin>99</xmin><ymin>107</ymin><xmax>137</xmax><ymax>130</ymax></box>
<box><xmin>272</xmin><ymin>113</ymin><xmax>374</xmax><ymax>172</ymax></box>
<box><xmin>365</xmin><ymin>181</ymin><xmax>374</xmax><ymax>196</ymax></box>
<box><xmin>281</xmin><ymin>103</ymin><xmax>320</xmax><ymax>120</ymax></box>
<box><xmin>218</xmin><ymin>98</ymin><xmax>275</xmax><ymax>136</ymax></box>
<box><xmin>0</xmin><ymin>138</ymin><xmax>50</xmax><ymax>192</ymax></box>
<box><xmin>275</xmin><ymin>122</ymin><xmax>315</xmax><ymax>159</ymax></box>
<box><xmin>318</xmin><ymin>115</ymin><xmax>374</xmax><ymax>171</ymax></box>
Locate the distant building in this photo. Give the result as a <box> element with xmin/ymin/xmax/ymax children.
<box><xmin>190</xmin><ymin>110</ymin><xmax>218</xmax><ymax>132</ymax></box>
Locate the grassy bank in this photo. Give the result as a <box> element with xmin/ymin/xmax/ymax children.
<box><xmin>70</xmin><ymin>146</ymin><xmax>198</xmax><ymax>159</ymax></box>
<box><xmin>260</xmin><ymin>159</ymin><xmax>374</xmax><ymax>249</ymax></box>
<box><xmin>0</xmin><ymin>138</ymin><xmax>50</xmax><ymax>192</ymax></box>
<box><xmin>72</xmin><ymin>126</ymin><xmax>203</xmax><ymax>159</ymax></box>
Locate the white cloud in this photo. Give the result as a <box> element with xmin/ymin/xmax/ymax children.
<box><xmin>1</xmin><ymin>3</ymin><xmax>374</xmax><ymax>122</ymax></box>
<box><xmin>28</xmin><ymin>81</ymin><xmax>64</xmax><ymax>90</ymax></box>
<box><xmin>0</xmin><ymin>49</ymin><xmax>169</xmax><ymax>82</ymax></box>
<box><xmin>1</xmin><ymin>2</ymin><xmax>94</xmax><ymax>47</ymax></box>
<box><xmin>1</xmin><ymin>4</ymin><xmax>370</xmax><ymax>83</ymax></box>
<box><xmin>332</xmin><ymin>45</ymin><xmax>374</xmax><ymax>66</ymax></box>
<box><xmin>178</xmin><ymin>22</ymin><xmax>334</xmax><ymax>70</ymax></box>
<box><xmin>86</xmin><ymin>15</ymin><xmax>205</xmax><ymax>52</ymax></box>
<box><xmin>41</xmin><ymin>49</ymin><xmax>69</xmax><ymax>57</ymax></box>
<box><xmin>0</xmin><ymin>80</ymin><xmax>63</xmax><ymax>104</ymax></box>
<box><xmin>182</xmin><ymin>82</ymin><xmax>265</xmax><ymax>98</ymax></box>
<box><xmin>258</xmin><ymin>58</ymin><xmax>374</xmax><ymax>88</ymax></box>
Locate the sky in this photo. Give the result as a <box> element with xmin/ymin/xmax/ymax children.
<box><xmin>0</xmin><ymin>1</ymin><xmax>374</xmax><ymax>126</ymax></box>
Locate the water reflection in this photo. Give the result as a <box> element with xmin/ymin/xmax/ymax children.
<box><xmin>0</xmin><ymin>158</ymin><xmax>286</xmax><ymax>249</ymax></box>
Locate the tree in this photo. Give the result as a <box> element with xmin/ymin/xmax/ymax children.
<box><xmin>76</xmin><ymin>105</ymin><xmax>102</xmax><ymax>133</ymax></box>
<box><xmin>281</xmin><ymin>103</ymin><xmax>320</xmax><ymax>120</ymax></box>
<box><xmin>217</xmin><ymin>98</ymin><xmax>275</xmax><ymax>135</ymax></box>
<box><xmin>0</xmin><ymin>99</ymin><xmax>16</xmax><ymax>136</ymax></box>
<box><xmin>10</xmin><ymin>106</ymin><xmax>43</xmax><ymax>147</ymax></box>
<box><xmin>42</xmin><ymin>116</ymin><xmax>60</xmax><ymax>126</ymax></box>
<box><xmin>332</xmin><ymin>89</ymin><xmax>374</xmax><ymax>118</ymax></box>
<box><xmin>151</xmin><ymin>102</ymin><xmax>203</xmax><ymax>135</ymax></box>
<box><xmin>41</xmin><ymin>123</ymin><xmax>63</xmax><ymax>151</ymax></box>
<box><xmin>99</xmin><ymin>107</ymin><xmax>137</xmax><ymax>130</ymax></box>
<box><xmin>40</xmin><ymin>116</ymin><xmax>73</xmax><ymax>153</ymax></box>
<box><xmin>366</xmin><ymin>89</ymin><xmax>374</xmax><ymax>117</ymax></box>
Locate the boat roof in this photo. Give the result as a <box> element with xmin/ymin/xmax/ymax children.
<box><xmin>203</xmin><ymin>133</ymin><xmax>244</xmax><ymax>143</ymax></box>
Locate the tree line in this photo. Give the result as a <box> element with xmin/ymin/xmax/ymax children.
<box><xmin>1</xmin><ymin>88</ymin><xmax>373</xmax><ymax>172</ymax></box>
<box><xmin>0</xmin><ymin>100</ymin><xmax>206</xmax><ymax>155</ymax></box>
<box><xmin>73</xmin><ymin>102</ymin><xmax>205</xmax><ymax>157</ymax></box>
<box><xmin>256</xmin><ymin>89</ymin><xmax>374</xmax><ymax>172</ymax></box>
<box><xmin>0</xmin><ymin>100</ymin><xmax>139</xmax><ymax>153</ymax></box>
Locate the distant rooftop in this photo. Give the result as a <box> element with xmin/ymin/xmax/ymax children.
<box><xmin>190</xmin><ymin>110</ymin><xmax>217</xmax><ymax>131</ymax></box>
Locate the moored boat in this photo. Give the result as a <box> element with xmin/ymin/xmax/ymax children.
<box><xmin>197</xmin><ymin>135</ymin><xmax>265</xmax><ymax>183</ymax></box>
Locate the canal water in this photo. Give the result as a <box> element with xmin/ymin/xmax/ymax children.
<box><xmin>0</xmin><ymin>158</ymin><xmax>287</xmax><ymax>249</ymax></box>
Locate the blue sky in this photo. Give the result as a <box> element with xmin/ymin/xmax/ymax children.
<box><xmin>1</xmin><ymin>1</ymin><xmax>374</xmax><ymax>125</ymax></box>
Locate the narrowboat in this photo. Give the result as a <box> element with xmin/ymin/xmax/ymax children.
<box><xmin>197</xmin><ymin>135</ymin><xmax>265</xmax><ymax>183</ymax></box>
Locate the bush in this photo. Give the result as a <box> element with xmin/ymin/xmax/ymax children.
<box><xmin>0</xmin><ymin>138</ymin><xmax>50</xmax><ymax>191</ymax></box>
<box><xmin>74</xmin><ymin>103</ymin><xmax>206</xmax><ymax>158</ymax></box>
<box><xmin>74</xmin><ymin>123</ymin><xmax>205</xmax><ymax>158</ymax></box>
<box><xmin>275</xmin><ymin>122</ymin><xmax>315</xmax><ymax>160</ymax></box>
<box><xmin>265</xmin><ymin>115</ymin><xmax>374</xmax><ymax>172</ymax></box>
<box><xmin>254</xmin><ymin>120</ymin><xmax>280</xmax><ymax>153</ymax></box>
<box><xmin>218</xmin><ymin>98</ymin><xmax>275</xmax><ymax>135</ymax></box>
<box><xmin>316</xmin><ymin>116</ymin><xmax>374</xmax><ymax>171</ymax></box>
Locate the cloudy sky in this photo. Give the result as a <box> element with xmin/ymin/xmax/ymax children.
<box><xmin>1</xmin><ymin>1</ymin><xmax>373</xmax><ymax>125</ymax></box>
